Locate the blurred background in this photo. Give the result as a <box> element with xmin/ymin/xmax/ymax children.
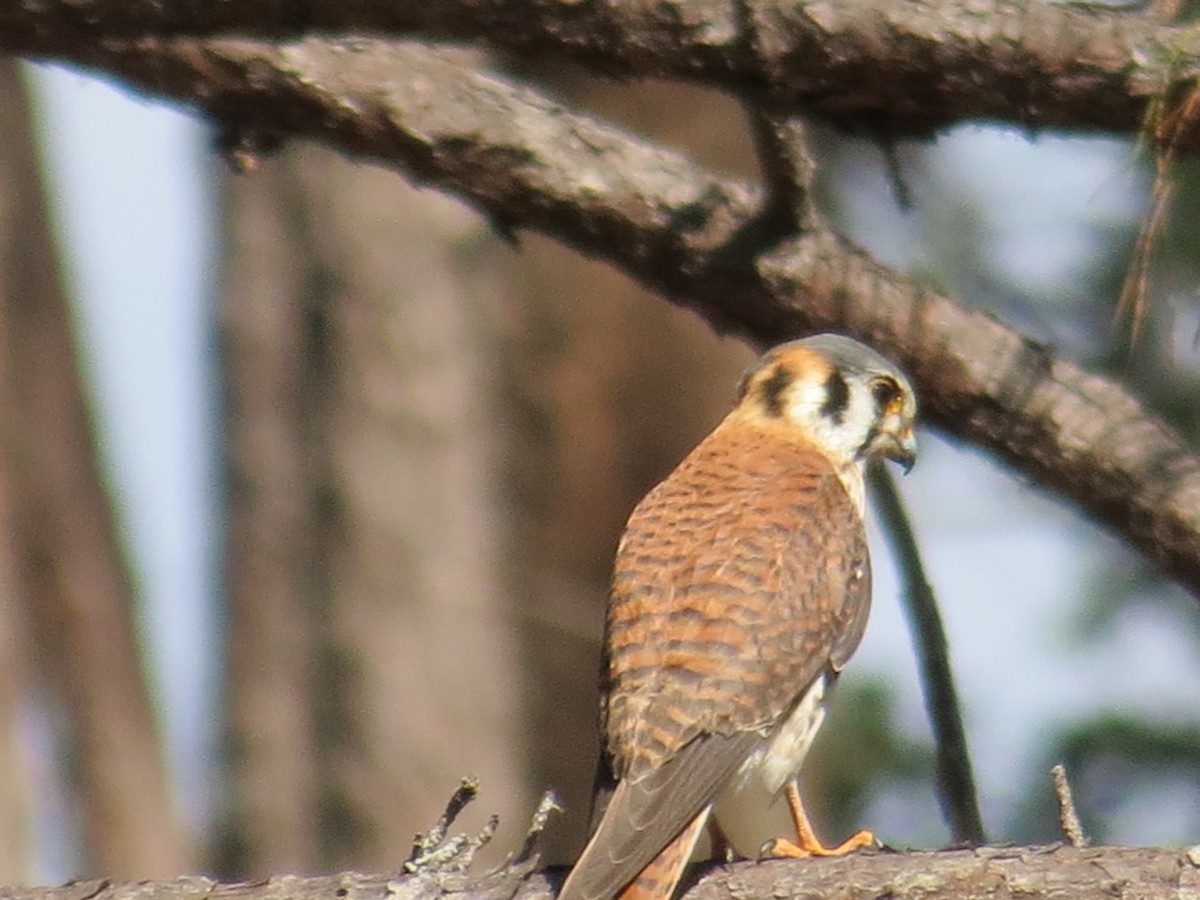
<box><xmin>1</xmin><ymin>48</ymin><xmax>1199</xmax><ymax>885</ymax></box>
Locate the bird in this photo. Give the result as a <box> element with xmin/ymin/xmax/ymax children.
<box><xmin>557</xmin><ymin>333</ymin><xmax>918</xmax><ymax>900</ymax></box>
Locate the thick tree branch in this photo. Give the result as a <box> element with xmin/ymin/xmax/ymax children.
<box><xmin>15</xmin><ymin>783</ymin><xmax>1191</xmax><ymax>897</ymax></box>
<box><xmin>4</xmin><ymin>0</ymin><xmax>1200</xmax><ymax>146</ymax></box>
<box><xmin>6</xmin><ymin>845</ymin><xmax>1200</xmax><ymax>900</ymax></box>
<box><xmin>27</xmin><ymin>37</ymin><xmax>1200</xmax><ymax>601</ymax></box>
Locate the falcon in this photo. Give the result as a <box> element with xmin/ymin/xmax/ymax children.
<box><xmin>558</xmin><ymin>334</ymin><xmax>918</xmax><ymax>900</ymax></box>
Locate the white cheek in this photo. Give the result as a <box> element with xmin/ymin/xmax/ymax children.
<box><xmin>783</xmin><ymin>384</ymin><xmax>870</xmax><ymax>515</ymax></box>
<box><xmin>786</xmin><ymin>383</ymin><xmax>874</xmax><ymax>463</ymax></box>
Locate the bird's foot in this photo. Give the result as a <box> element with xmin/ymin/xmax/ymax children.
<box><xmin>760</xmin><ymin>829</ymin><xmax>876</xmax><ymax>859</ymax></box>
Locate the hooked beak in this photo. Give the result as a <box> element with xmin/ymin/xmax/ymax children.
<box><xmin>883</xmin><ymin>425</ymin><xmax>917</xmax><ymax>474</ymax></box>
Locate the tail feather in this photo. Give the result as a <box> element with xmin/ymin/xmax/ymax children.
<box><xmin>559</xmin><ymin>805</ymin><xmax>711</xmax><ymax>900</ymax></box>
<box><xmin>617</xmin><ymin>808</ymin><xmax>709</xmax><ymax>900</ymax></box>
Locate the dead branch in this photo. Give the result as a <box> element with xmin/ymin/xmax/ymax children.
<box><xmin>1051</xmin><ymin>764</ymin><xmax>1089</xmax><ymax>849</ymax></box>
<box><xmin>5</xmin><ymin>844</ymin><xmax>1200</xmax><ymax>900</ymax></box>
<box><xmin>13</xmin><ymin>37</ymin><xmax>1200</xmax><ymax>602</ymax></box>
<box><xmin>13</xmin><ymin>783</ymin><xmax>1190</xmax><ymax>899</ymax></box>
<box><xmin>0</xmin><ymin>0</ymin><xmax>1195</xmax><ymax>148</ymax></box>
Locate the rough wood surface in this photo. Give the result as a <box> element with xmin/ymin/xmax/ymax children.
<box><xmin>11</xmin><ymin>37</ymin><xmax>1200</xmax><ymax>603</ymax></box>
<box><xmin>6</xmin><ymin>845</ymin><xmax>1200</xmax><ymax>900</ymax></box>
<box><xmin>0</xmin><ymin>0</ymin><xmax>1194</xmax><ymax>147</ymax></box>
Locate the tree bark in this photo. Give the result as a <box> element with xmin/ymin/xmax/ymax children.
<box><xmin>0</xmin><ymin>0</ymin><xmax>1190</xmax><ymax>147</ymax></box>
<box><xmin>0</xmin><ymin>61</ymin><xmax>42</xmax><ymax>883</ymax></box>
<box><xmin>7</xmin><ymin>845</ymin><xmax>1200</xmax><ymax>900</ymax></box>
<box><xmin>0</xmin><ymin>515</ymin><xmax>30</xmax><ymax>882</ymax></box>
<box><xmin>216</xmin><ymin>143</ymin><xmax>326</xmax><ymax>876</ymax></box>
<box><xmin>16</xmin><ymin>37</ymin><xmax>1200</xmax><ymax>605</ymax></box>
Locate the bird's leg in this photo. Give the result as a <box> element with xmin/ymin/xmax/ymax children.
<box><xmin>761</xmin><ymin>782</ymin><xmax>875</xmax><ymax>858</ymax></box>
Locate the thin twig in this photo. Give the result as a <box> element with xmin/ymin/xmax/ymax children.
<box><xmin>1114</xmin><ymin>83</ymin><xmax>1200</xmax><ymax>353</ymax></box>
<box><xmin>512</xmin><ymin>791</ymin><xmax>563</xmax><ymax>865</ymax></box>
<box><xmin>406</xmin><ymin>775</ymin><xmax>482</xmax><ymax>871</ymax></box>
<box><xmin>868</xmin><ymin>464</ymin><xmax>986</xmax><ymax>845</ymax></box>
<box><xmin>1051</xmin><ymin>764</ymin><xmax>1088</xmax><ymax>848</ymax></box>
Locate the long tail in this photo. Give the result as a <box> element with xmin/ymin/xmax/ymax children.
<box><xmin>615</xmin><ymin>807</ymin><xmax>709</xmax><ymax>900</ymax></box>
<box><xmin>558</xmin><ymin>805</ymin><xmax>710</xmax><ymax>900</ymax></box>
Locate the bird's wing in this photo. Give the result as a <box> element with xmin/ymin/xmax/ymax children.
<box><xmin>603</xmin><ymin>421</ymin><xmax>871</xmax><ymax>783</ymax></box>
<box><xmin>568</xmin><ymin>422</ymin><xmax>870</xmax><ymax>898</ymax></box>
<box><xmin>558</xmin><ymin>731</ymin><xmax>757</xmax><ymax>900</ymax></box>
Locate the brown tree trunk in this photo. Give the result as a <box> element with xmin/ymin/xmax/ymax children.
<box><xmin>0</xmin><ymin>310</ymin><xmax>30</xmax><ymax>883</ymax></box>
<box><xmin>0</xmin><ymin>526</ymin><xmax>30</xmax><ymax>883</ymax></box>
<box><xmin>0</xmin><ymin>60</ymin><xmax>191</xmax><ymax>879</ymax></box>
<box><xmin>215</xmin><ymin>144</ymin><xmax>325</xmax><ymax>875</ymax></box>
<box><xmin>0</xmin><ymin>64</ymin><xmax>39</xmax><ymax>885</ymax></box>
<box><xmin>217</xmin><ymin>131</ymin><xmax>528</xmax><ymax>875</ymax></box>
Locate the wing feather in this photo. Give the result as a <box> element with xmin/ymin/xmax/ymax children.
<box><xmin>602</xmin><ymin>420</ymin><xmax>870</xmax><ymax>781</ymax></box>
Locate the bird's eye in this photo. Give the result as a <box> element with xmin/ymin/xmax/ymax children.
<box><xmin>871</xmin><ymin>377</ymin><xmax>902</xmax><ymax>414</ymax></box>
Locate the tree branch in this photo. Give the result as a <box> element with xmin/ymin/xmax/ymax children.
<box><xmin>6</xmin><ymin>845</ymin><xmax>1200</xmax><ymax>900</ymax></box>
<box><xmin>24</xmin><ymin>36</ymin><xmax>1200</xmax><ymax>601</ymax></box>
<box><xmin>3</xmin><ymin>0</ymin><xmax>1198</xmax><ymax>147</ymax></box>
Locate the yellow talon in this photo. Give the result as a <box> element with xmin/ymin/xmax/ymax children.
<box><xmin>762</xmin><ymin>829</ymin><xmax>876</xmax><ymax>858</ymax></box>
<box><xmin>761</xmin><ymin>782</ymin><xmax>877</xmax><ymax>858</ymax></box>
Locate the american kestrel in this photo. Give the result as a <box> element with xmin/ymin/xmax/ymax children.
<box><xmin>558</xmin><ymin>334</ymin><xmax>918</xmax><ymax>900</ymax></box>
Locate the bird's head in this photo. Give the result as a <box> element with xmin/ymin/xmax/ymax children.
<box><xmin>734</xmin><ymin>334</ymin><xmax>918</xmax><ymax>472</ymax></box>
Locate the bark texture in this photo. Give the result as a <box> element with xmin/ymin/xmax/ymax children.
<box><xmin>0</xmin><ymin>0</ymin><xmax>1195</xmax><ymax>145</ymax></box>
<box><xmin>217</xmin><ymin>143</ymin><xmax>326</xmax><ymax>875</ymax></box>
<box><xmin>7</xmin><ymin>845</ymin><xmax>1200</xmax><ymax>900</ymax></box>
<box><xmin>16</xmin><ymin>37</ymin><xmax>1200</xmax><ymax>604</ymax></box>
